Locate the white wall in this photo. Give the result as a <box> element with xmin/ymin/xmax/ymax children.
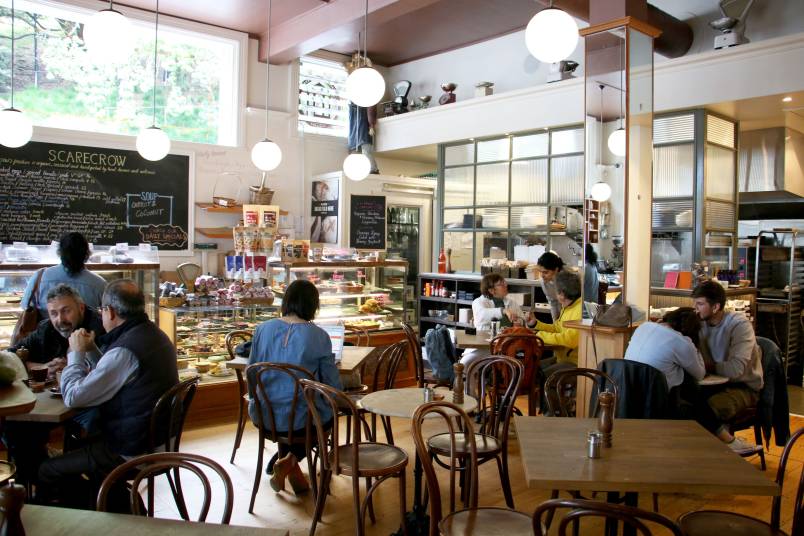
<box><xmin>374</xmin><ymin>157</ymin><xmax>435</xmax><ymax>177</ymax></box>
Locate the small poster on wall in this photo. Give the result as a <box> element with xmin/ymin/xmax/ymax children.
<box><xmin>310</xmin><ymin>176</ymin><xmax>339</xmax><ymax>244</ymax></box>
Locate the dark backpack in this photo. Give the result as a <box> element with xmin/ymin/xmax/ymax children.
<box><xmin>424</xmin><ymin>325</ymin><xmax>456</xmax><ymax>383</ymax></box>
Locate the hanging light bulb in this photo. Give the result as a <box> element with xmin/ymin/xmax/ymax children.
<box><xmin>343</xmin><ymin>153</ymin><xmax>371</xmax><ymax>181</ymax></box>
<box><xmin>137</xmin><ymin>0</ymin><xmax>170</xmax><ymax>161</ymax></box>
<box><xmin>607</xmin><ymin>127</ymin><xmax>626</xmax><ymax>157</ymax></box>
<box><xmin>84</xmin><ymin>1</ymin><xmax>132</xmax><ymax>62</ymax></box>
<box><xmin>344</xmin><ymin>0</ymin><xmax>385</xmax><ymax>107</ymax></box>
<box><xmin>1</xmin><ymin>0</ymin><xmax>33</xmax><ymax>148</ymax></box>
<box><xmin>525</xmin><ymin>4</ymin><xmax>579</xmax><ymax>64</ymax></box>
<box><xmin>251</xmin><ymin>0</ymin><xmax>283</xmax><ymax>171</ymax></box>
<box><xmin>590</xmin><ymin>181</ymin><xmax>612</xmax><ymax>202</ymax></box>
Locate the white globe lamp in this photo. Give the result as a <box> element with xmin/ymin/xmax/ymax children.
<box><xmin>525</xmin><ymin>8</ymin><xmax>579</xmax><ymax>64</ymax></box>
<box><xmin>84</xmin><ymin>8</ymin><xmax>132</xmax><ymax>62</ymax></box>
<box><xmin>136</xmin><ymin>126</ymin><xmax>171</xmax><ymax>161</ymax></box>
<box><xmin>607</xmin><ymin>127</ymin><xmax>626</xmax><ymax>157</ymax></box>
<box><xmin>251</xmin><ymin>138</ymin><xmax>282</xmax><ymax>171</ymax></box>
<box><xmin>345</xmin><ymin>67</ymin><xmax>385</xmax><ymax>107</ymax></box>
<box><xmin>343</xmin><ymin>153</ymin><xmax>371</xmax><ymax>181</ymax></box>
<box><xmin>0</xmin><ymin>108</ymin><xmax>33</xmax><ymax>148</ymax></box>
<box><xmin>590</xmin><ymin>181</ymin><xmax>612</xmax><ymax>202</ymax></box>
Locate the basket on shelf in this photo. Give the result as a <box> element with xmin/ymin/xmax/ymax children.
<box><xmin>212</xmin><ymin>172</ymin><xmax>243</xmax><ymax>207</ymax></box>
<box><xmin>159</xmin><ymin>296</ymin><xmax>185</xmax><ymax>307</ymax></box>
<box><xmin>249</xmin><ymin>185</ymin><xmax>274</xmax><ymax>204</ymax></box>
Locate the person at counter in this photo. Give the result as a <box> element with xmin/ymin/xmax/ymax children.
<box><xmin>37</xmin><ymin>280</ymin><xmax>178</xmax><ymax>508</ymax></box>
<box><xmin>536</xmin><ymin>251</ymin><xmax>565</xmax><ymax>321</ymax></box>
<box><xmin>248</xmin><ymin>279</ymin><xmax>342</xmax><ymax>495</ymax></box>
<box><xmin>692</xmin><ymin>280</ymin><xmax>764</xmax><ymax>453</ymax></box>
<box><xmin>22</xmin><ymin>232</ymin><xmax>107</xmax><ymax>315</ymax></box>
<box><xmin>584</xmin><ymin>244</ymin><xmax>600</xmax><ymax>305</ymax></box>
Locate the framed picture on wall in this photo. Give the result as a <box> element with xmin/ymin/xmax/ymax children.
<box><xmin>310</xmin><ymin>176</ymin><xmax>339</xmax><ymax>244</ymax></box>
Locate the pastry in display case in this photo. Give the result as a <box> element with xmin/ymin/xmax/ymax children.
<box><xmin>159</xmin><ymin>303</ymin><xmax>280</xmax><ymax>384</ymax></box>
<box><xmin>268</xmin><ymin>260</ymin><xmax>408</xmax><ymax>333</ymax></box>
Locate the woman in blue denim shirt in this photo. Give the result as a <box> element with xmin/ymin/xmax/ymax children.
<box><xmin>248</xmin><ymin>279</ymin><xmax>342</xmax><ymax>494</ymax></box>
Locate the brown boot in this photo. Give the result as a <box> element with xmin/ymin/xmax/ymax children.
<box><xmin>269</xmin><ymin>453</ymin><xmax>294</xmax><ymax>492</ymax></box>
<box><xmin>287</xmin><ymin>458</ymin><xmax>310</xmax><ymax>495</ymax></box>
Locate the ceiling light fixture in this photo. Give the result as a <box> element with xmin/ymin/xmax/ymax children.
<box><xmin>343</xmin><ymin>153</ymin><xmax>371</xmax><ymax>182</ymax></box>
<box><xmin>525</xmin><ymin>0</ymin><xmax>579</xmax><ymax>64</ymax></box>
<box><xmin>344</xmin><ymin>0</ymin><xmax>385</xmax><ymax>107</ymax></box>
<box><xmin>607</xmin><ymin>41</ymin><xmax>627</xmax><ymax>157</ymax></box>
<box><xmin>782</xmin><ymin>96</ymin><xmax>793</xmax><ymax>103</ymax></box>
<box><xmin>84</xmin><ymin>0</ymin><xmax>132</xmax><ymax>63</ymax></box>
<box><xmin>0</xmin><ymin>0</ymin><xmax>33</xmax><ymax>148</ymax></box>
<box><xmin>136</xmin><ymin>0</ymin><xmax>170</xmax><ymax>161</ymax></box>
<box><xmin>591</xmin><ymin>84</ymin><xmax>612</xmax><ymax>202</ymax></box>
<box><xmin>251</xmin><ymin>0</ymin><xmax>282</xmax><ymax>171</ymax></box>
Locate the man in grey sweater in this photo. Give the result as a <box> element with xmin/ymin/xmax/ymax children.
<box><xmin>692</xmin><ymin>281</ymin><xmax>763</xmax><ymax>453</ymax></box>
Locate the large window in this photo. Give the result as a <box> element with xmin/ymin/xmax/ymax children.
<box><xmin>439</xmin><ymin>126</ymin><xmax>585</xmax><ymax>273</ymax></box>
<box><xmin>0</xmin><ymin>1</ymin><xmax>243</xmax><ymax>145</ymax></box>
<box><xmin>298</xmin><ymin>55</ymin><xmax>348</xmax><ymax>138</ymax></box>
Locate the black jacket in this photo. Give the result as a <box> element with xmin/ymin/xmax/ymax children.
<box><xmin>8</xmin><ymin>307</ymin><xmax>104</xmax><ymax>363</ymax></box>
<box><xmin>756</xmin><ymin>337</ymin><xmax>790</xmax><ymax>447</ymax></box>
<box><xmin>595</xmin><ymin>359</ymin><xmax>672</xmax><ymax>419</ymax></box>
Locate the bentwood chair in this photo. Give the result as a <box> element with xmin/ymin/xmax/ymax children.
<box><xmin>544</xmin><ymin>367</ymin><xmax>618</xmax><ymax>418</ymax></box>
<box><xmin>97</xmin><ymin>452</ymin><xmax>234</xmax><ymax>524</ymax></box>
<box><xmin>246</xmin><ymin>363</ymin><xmax>315</xmax><ymax>514</ymax></box>
<box><xmin>428</xmin><ymin>356</ymin><xmax>522</xmax><ymax>508</ymax></box>
<box><xmin>412</xmin><ymin>401</ymin><xmax>531</xmax><ymax>536</ymax></box>
<box><xmin>678</xmin><ymin>426</ymin><xmax>804</xmax><ymax>536</ymax></box>
<box><xmin>225</xmin><ymin>329</ymin><xmax>252</xmax><ymax>464</ymax></box>
<box><xmin>402</xmin><ymin>322</ymin><xmax>450</xmax><ymax>388</ymax></box>
<box><xmin>301</xmin><ymin>379</ymin><xmax>408</xmax><ymax>536</ymax></box>
<box><xmin>532</xmin><ymin>498</ymin><xmax>683</xmax><ymax>536</ymax></box>
<box><xmin>490</xmin><ymin>332</ymin><xmax>544</xmax><ymax>416</ymax></box>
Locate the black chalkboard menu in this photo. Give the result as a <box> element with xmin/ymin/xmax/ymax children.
<box><xmin>0</xmin><ymin>141</ymin><xmax>190</xmax><ymax>250</ymax></box>
<box><xmin>349</xmin><ymin>195</ymin><xmax>386</xmax><ymax>250</ymax></box>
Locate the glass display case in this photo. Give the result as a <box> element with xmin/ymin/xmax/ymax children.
<box><xmin>0</xmin><ymin>244</ymin><xmax>160</xmax><ymax>346</ymax></box>
<box><xmin>268</xmin><ymin>260</ymin><xmax>408</xmax><ymax>332</ymax></box>
<box><xmin>159</xmin><ymin>304</ymin><xmax>281</xmax><ymax>385</ymax></box>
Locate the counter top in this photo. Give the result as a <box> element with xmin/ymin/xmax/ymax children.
<box><xmin>421</xmin><ymin>272</ymin><xmax>544</xmax><ymax>286</ymax></box>
<box><xmin>651</xmin><ymin>286</ymin><xmax>756</xmax><ymax>297</ymax></box>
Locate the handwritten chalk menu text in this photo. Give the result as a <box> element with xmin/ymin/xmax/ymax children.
<box><xmin>349</xmin><ymin>195</ymin><xmax>386</xmax><ymax>250</ymax></box>
<box><xmin>0</xmin><ymin>141</ymin><xmax>190</xmax><ymax>250</ymax></box>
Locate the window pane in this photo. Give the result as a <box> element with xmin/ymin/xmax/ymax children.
<box><xmin>476</xmin><ymin>163</ymin><xmax>509</xmax><ymax>205</ymax></box>
<box><xmin>652</xmin><ymin>232</ymin><xmax>693</xmax><ymax>286</ymax></box>
<box><xmin>550</xmin><ymin>155</ymin><xmax>584</xmax><ymax>204</ymax></box>
<box><xmin>653</xmin><ymin>144</ymin><xmax>694</xmax><ymax>198</ymax></box>
<box><xmin>443</xmin><ymin>232</ymin><xmax>474</xmax><ymax>272</ymax></box>
<box><xmin>445</xmin><ymin>143</ymin><xmax>474</xmax><ymax>166</ymax></box>
<box><xmin>705</xmin><ymin>145</ymin><xmax>735</xmax><ymax>201</ymax></box>
<box><xmin>551</xmin><ymin>128</ymin><xmax>584</xmax><ymax>154</ymax></box>
<box><xmin>512</xmin><ymin>132</ymin><xmax>548</xmax><ymax>159</ymax></box>
<box><xmin>477</xmin><ymin>138</ymin><xmax>509</xmax><ymax>162</ymax></box>
<box><xmin>0</xmin><ymin>4</ymin><xmax>238</xmax><ymax>145</ymax></box>
<box><xmin>444</xmin><ymin>166</ymin><xmax>473</xmax><ymax>207</ymax></box>
<box><xmin>475</xmin><ymin>206</ymin><xmax>508</xmax><ymax>229</ymax></box>
<box><xmin>511</xmin><ymin>206</ymin><xmax>548</xmax><ymax>229</ymax></box>
<box><xmin>298</xmin><ymin>56</ymin><xmax>348</xmax><ymax>137</ymax></box>
<box><xmin>475</xmin><ymin>232</ymin><xmax>508</xmax><ymax>268</ymax></box>
<box><xmin>654</xmin><ymin>114</ymin><xmax>694</xmax><ymax>144</ymax></box>
<box><xmin>443</xmin><ymin>209</ymin><xmax>473</xmax><ymax>229</ymax></box>
<box><xmin>511</xmin><ymin>159</ymin><xmax>548</xmax><ymax>204</ymax></box>
<box><xmin>707</xmin><ymin>115</ymin><xmax>735</xmax><ymax>148</ymax></box>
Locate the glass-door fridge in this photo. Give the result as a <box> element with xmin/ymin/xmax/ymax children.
<box><xmin>388</xmin><ymin>205</ymin><xmax>420</xmax><ymax>323</ymax></box>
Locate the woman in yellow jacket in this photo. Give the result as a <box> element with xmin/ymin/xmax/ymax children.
<box><xmin>526</xmin><ymin>270</ymin><xmax>583</xmax><ymax>413</ymax></box>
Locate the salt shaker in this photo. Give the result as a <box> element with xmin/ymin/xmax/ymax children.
<box><xmin>452</xmin><ymin>363</ymin><xmax>465</xmax><ymax>405</ymax></box>
<box><xmin>423</xmin><ymin>387</ymin><xmax>434</xmax><ymax>402</ymax></box>
<box><xmin>597</xmin><ymin>391</ymin><xmax>615</xmax><ymax>448</ymax></box>
<box><xmin>0</xmin><ymin>479</ymin><xmax>26</xmax><ymax>536</ymax></box>
<box><xmin>587</xmin><ymin>432</ymin><xmax>602</xmax><ymax>459</ymax></box>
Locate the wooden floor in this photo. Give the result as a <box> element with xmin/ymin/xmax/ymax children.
<box><xmin>150</xmin><ymin>403</ymin><xmax>802</xmax><ymax>535</ymax></box>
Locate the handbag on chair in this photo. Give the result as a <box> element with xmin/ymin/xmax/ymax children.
<box><xmin>11</xmin><ymin>269</ymin><xmax>44</xmax><ymax>346</ymax></box>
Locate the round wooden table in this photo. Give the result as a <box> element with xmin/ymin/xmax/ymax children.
<box><xmin>0</xmin><ymin>381</ymin><xmax>36</xmax><ymax>417</ymax></box>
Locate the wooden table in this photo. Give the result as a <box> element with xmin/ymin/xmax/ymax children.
<box><xmin>455</xmin><ymin>330</ymin><xmax>492</xmax><ymax>350</ymax></box>
<box><xmin>6</xmin><ymin>389</ymin><xmax>75</xmax><ymax>423</ymax></box>
<box><xmin>0</xmin><ymin>381</ymin><xmax>36</xmax><ymax>417</ymax></box>
<box><xmin>514</xmin><ymin>416</ymin><xmax>779</xmax><ymax>497</ymax></box>
<box><xmin>21</xmin><ymin>504</ymin><xmax>289</xmax><ymax>535</ymax></box>
<box><xmin>226</xmin><ymin>346</ymin><xmax>376</xmax><ymax>375</ymax></box>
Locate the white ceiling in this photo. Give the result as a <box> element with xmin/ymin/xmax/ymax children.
<box><xmin>649</xmin><ymin>0</ymin><xmax>721</xmax><ymax>20</ymax></box>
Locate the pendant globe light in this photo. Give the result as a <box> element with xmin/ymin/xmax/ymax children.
<box><xmin>344</xmin><ymin>0</ymin><xmax>385</xmax><ymax>107</ymax></box>
<box><xmin>343</xmin><ymin>153</ymin><xmax>371</xmax><ymax>182</ymax></box>
<box><xmin>251</xmin><ymin>0</ymin><xmax>282</xmax><ymax>172</ymax></box>
<box><xmin>0</xmin><ymin>0</ymin><xmax>33</xmax><ymax>149</ymax></box>
<box><xmin>591</xmin><ymin>84</ymin><xmax>611</xmax><ymax>202</ymax></box>
<box><xmin>525</xmin><ymin>1</ymin><xmax>579</xmax><ymax>64</ymax></box>
<box><xmin>607</xmin><ymin>45</ymin><xmax>627</xmax><ymax>157</ymax></box>
<box><xmin>84</xmin><ymin>0</ymin><xmax>132</xmax><ymax>63</ymax></box>
<box><xmin>136</xmin><ymin>0</ymin><xmax>170</xmax><ymax>161</ymax></box>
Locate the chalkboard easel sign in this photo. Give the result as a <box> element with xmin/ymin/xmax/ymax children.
<box><xmin>0</xmin><ymin>141</ymin><xmax>191</xmax><ymax>251</ymax></box>
<box><xmin>349</xmin><ymin>195</ymin><xmax>386</xmax><ymax>250</ymax></box>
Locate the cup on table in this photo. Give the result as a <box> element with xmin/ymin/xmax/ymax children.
<box><xmin>29</xmin><ymin>366</ymin><xmax>48</xmax><ymax>383</ymax></box>
<box><xmin>490</xmin><ymin>321</ymin><xmax>500</xmax><ymax>337</ymax></box>
<box><xmin>55</xmin><ymin>370</ymin><xmax>62</xmax><ymax>387</ymax></box>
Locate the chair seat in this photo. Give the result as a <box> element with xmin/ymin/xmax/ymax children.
<box><xmin>678</xmin><ymin>510</ymin><xmax>787</xmax><ymax>536</ymax></box>
<box><xmin>331</xmin><ymin>442</ymin><xmax>408</xmax><ymax>477</ymax></box>
<box><xmin>427</xmin><ymin>432</ymin><xmax>501</xmax><ymax>456</ymax></box>
<box><xmin>439</xmin><ymin>507</ymin><xmax>532</xmax><ymax>535</ymax></box>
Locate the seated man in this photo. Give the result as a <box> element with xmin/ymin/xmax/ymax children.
<box><xmin>3</xmin><ymin>284</ymin><xmax>105</xmax><ymax>486</ymax></box>
<box><xmin>37</xmin><ymin>279</ymin><xmax>178</xmax><ymax>508</ymax></box>
<box><xmin>692</xmin><ymin>280</ymin><xmax>763</xmax><ymax>453</ymax></box>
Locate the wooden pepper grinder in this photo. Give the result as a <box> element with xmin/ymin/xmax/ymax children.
<box><xmin>0</xmin><ymin>479</ymin><xmax>27</xmax><ymax>536</ymax></box>
<box><xmin>452</xmin><ymin>363</ymin><xmax>464</xmax><ymax>405</ymax></box>
<box><xmin>597</xmin><ymin>391</ymin><xmax>615</xmax><ymax>448</ymax></box>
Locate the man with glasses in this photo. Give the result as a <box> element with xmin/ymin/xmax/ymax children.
<box><xmin>461</xmin><ymin>273</ymin><xmax>522</xmax><ymax>367</ymax></box>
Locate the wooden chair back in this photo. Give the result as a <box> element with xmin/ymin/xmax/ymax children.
<box><xmin>401</xmin><ymin>322</ymin><xmax>427</xmax><ymax>387</ymax></box>
<box><xmin>490</xmin><ymin>332</ymin><xmax>544</xmax><ymax>388</ymax></box>
<box><xmin>366</xmin><ymin>340</ymin><xmax>408</xmax><ymax>392</ymax></box>
<box><xmin>544</xmin><ymin>367</ymin><xmax>617</xmax><ymax>418</ymax></box>
<box><xmin>465</xmin><ymin>356</ymin><xmax>523</xmax><ymax>443</ymax></box>
<box><xmin>225</xmin><ymin>330</ymin><xmax>252</xmax><ymax>360</ymax></box>
<box><xmin>245</xmin><ymin>363</ymin><xmax>314</xmax><ymax>444</ymax></box>
<box><xmin>97</xmin><ymin>452</ymin><xmax>234</xmax><ymax>524</ymax></box>
<box><xmin>773</xmin><ymin>426</ymin><xmax>804</xmax><ymax>533</ymax></box>
<box><xmin>411</xmin><ymin>401</ymin><xmax>478</xmax><ymax>536</ymax></box>
<box><xmin>532</xmin><ymin>498</ymin><xmax>683</xmax><ymax>536</ymax></box>
<box><xmin>148</xmin><ymin>377</ymin><xmax>199</xmax><ymax>453</ymax></box>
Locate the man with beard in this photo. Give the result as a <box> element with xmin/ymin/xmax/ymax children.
<box><xmin>4</xmin><ymin>284</ymin><xmax>105</xmax><ymax>487</ymax></box>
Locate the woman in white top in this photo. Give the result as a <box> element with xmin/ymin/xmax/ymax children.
<box><xmin>462</xmin><ymin>273</ymin><xmax>520</xmax><ymax>367</ymax></box>
<box><xmin>625</xmin><ymin>307</ymin><xmax>706</xmax><ymax>389</ymax></box>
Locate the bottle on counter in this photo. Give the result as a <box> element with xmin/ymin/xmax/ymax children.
<box><xmin>438</xmin><ymin>248</ymin><xmax>447</xmax><ymax>273</ymax></box>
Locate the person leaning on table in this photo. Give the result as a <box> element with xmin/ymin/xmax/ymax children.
<box><xmin>462</xmin><ymin>273</ymin><xmax>522</xmax><ymax>368</ymax></box>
